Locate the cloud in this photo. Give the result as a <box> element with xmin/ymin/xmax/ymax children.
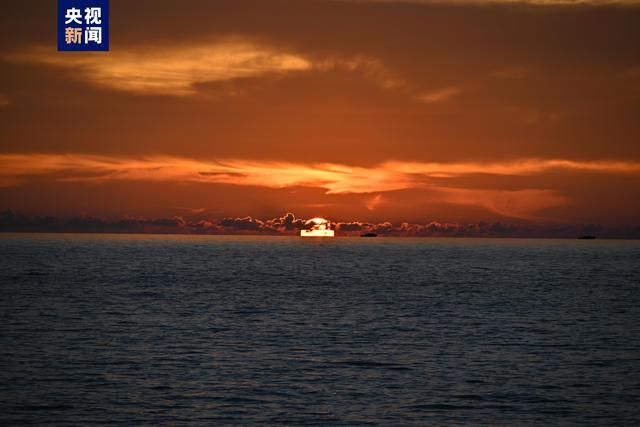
<box><xmin>315</xmin><ymin>56</ymin><xmax>403</xmax><ymax>89</ymax></box>
<box><xmin>8</xmin><ymin>42</ymin><xmax>312</xmax><ymax>96</ymax></box>
<box><xmin>175</xmin><ymin>207</ymin><xmax>206</xmax><ymax>214</ymax></box>
<box><xmin>336</xmin><ymin>221</ymin><xmax>371</xmax><ymax>231</ymax></box>
<box><xmin>2</xmin><ymin>154</ymin><xmax>639</xmax><ymax>193</ymax></box>
<box><xmin>218</xmin><ymin>216</ymin><xmax>267</xmax><ymax>231</ymax></box>
<box><xmin>365</xmin><ymin>194</ymin><xmax>383</xmax><ymax>211</ymax></box>
<box><xmin>417</xmin><ymin>87</ymin><xmax>462</xmax><ymax>103</ymax></box>
<box><xmin>423</xmin><ymin>221</ymin><xmax>461</xmax><ymax>234</ymax></box>
<box><xmin>0</xmin><ymin>154</ymin><xmax>412</xmax><ymax>193</ymax></box>
<box><xmin>436</xmin><ymin>187</ymin><xmax>568</xmax><ymax>220</ymax></box>
<box><xmin>0</xmin><ymin>210</ymin><xmax>189</xmax><ymax>234</ymax></box>
<box><xmin>216</xmin><ymin>212</ymin><xmax>316</xmax><ymax>233</ymax></box>
<box><xmin>387</xmin><ymin>159</ymin><xmax>640</xmax><ymax>177</ymax></box>
<box><xmin>1</xmin><ymin>153</ymin><xmax>639</xmax><ymax>219</ymax></box>
<box><xmin>265</xmin><ymin>212</ymin><xmax>307</xmax><ymax>231</ymax></box>
<box><xmin>6</xmin><ymin>43</ymin><xmax>400</xmax><ymax>96</ymax></box>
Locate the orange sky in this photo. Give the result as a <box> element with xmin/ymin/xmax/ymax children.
<box><xmin>0</xmin><ymin>0</ymin><xmax>639</xmax><ymax>233</ymax></box>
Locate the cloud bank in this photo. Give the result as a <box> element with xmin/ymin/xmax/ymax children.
<box><xmin>2</xmin><ymin>153</ymin><xmax>638</xmax><ymax>220</ymax></box>
<box><xmin>1</xmin><ymin>153</ymin><xmax>637</xmax><ymax>193</ymax></box>
<box><xmin>2</xmin><ymin>210</ymin><xmax>638</xmax><ymax>238</ymax></box>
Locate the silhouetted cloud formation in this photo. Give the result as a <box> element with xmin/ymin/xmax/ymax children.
<box><xmin>265</xmin><ymin>212</ymin><xmax>308</xmax><ymax>231</ymax></box>
<box><xmin>218</xmin><ymin>216</ymin><xmax>267</xmax><ymax>231</ymax></box>
<box><xmin>2</xmin><ymin>210</ymin><xmax>638</xmax><ymax>238</ymax></box>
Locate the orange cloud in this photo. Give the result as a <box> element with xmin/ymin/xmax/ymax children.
<box><xmin>1</xmin><ymin>154</ymin><xmax>639</xmax><ymax>193</ymax></box>
<box><xmin>365</xmin><ymin>194</ymin><xmax>383</xmax><ymax>211</ymax></box>
<box><xmin>417</xmin><ymin>87</ymin><xmax>463</xmax><ymax>103</ymax></box>
<box><xmin>436</xmin><ymin>187</ymin><xmax>568</xmax><ymax>220</ymax></box>
<box><xmin>6</xmin><ymin>43</ymin><xmax>401</xmax><ymax>96</ymax></box>
<box><xmin>388</xmin><ymin>159</ymin><xmax>640</xmax><ymax>177</ymax></box>
<box><xmin>7</xmin><ymin>42</ymin><xmax>311</xmax><ymax>96</ymax></box>
<box><xmin>3</xmin><ymin>153</ymin><xmax>639</xmax><ymax>219</ymax></box>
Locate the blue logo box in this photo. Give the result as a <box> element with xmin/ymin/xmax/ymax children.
<box><xmin>58</xmin><ymin>0</ymin><xmax>109</xmax><ymax>51</ymax></box>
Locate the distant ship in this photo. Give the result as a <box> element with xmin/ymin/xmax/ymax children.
<box><xmin>577</xmin><ymin>235</ymin><xmax>596</xmax><ymax>240</ymax></box>
<box><xmin>360</xmin><ymin>232</ymin><xmax>378</xmax><ymax>237</ymax></box>
<box><xmin>300</xmin><ymin>218</ymin><xmax>334</xmax><ymax>237</ymax></box>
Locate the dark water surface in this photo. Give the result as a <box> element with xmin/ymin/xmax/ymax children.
<box><xmin>1</xmin><ymin>234</ymin><xmax>640</xmax><ymax>425</ymax></box>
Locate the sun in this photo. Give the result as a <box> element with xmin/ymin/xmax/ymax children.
<box><xmin>300</xmin><ymin>217</ymin><xmax>335</xmax><ymax>237</ymax></box>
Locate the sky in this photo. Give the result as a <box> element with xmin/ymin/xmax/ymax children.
<box><xmin>0</xmin><ymin>0</ymin><xmax>639</xmax><ymax>236</ymax></box>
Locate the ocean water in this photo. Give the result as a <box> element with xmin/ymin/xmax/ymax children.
<box><xmin>1</xmin><ymin>234</ymin><xmax>639</xmax><ymax>426</ymax></box>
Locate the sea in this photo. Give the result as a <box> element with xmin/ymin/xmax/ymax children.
<box><xmin>1</xmin><ymin>233</ymin><xmax>639</xmax><ymax>425</ymax></box>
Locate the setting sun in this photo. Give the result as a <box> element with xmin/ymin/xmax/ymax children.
<box><xmin>300</xmin><ymin>217</ymin><xmax>334</xmax><ymax>237</ymax></box>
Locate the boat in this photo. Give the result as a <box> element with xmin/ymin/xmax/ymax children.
<box><xmin>360</xmin><ymin>232</ymin><xmax>378</xmax><ymax>237</ymax></box>
<box><xmin>577</xmin><ymin>235</ymin><xmax>596</xmax><ymax>240</ymax></box>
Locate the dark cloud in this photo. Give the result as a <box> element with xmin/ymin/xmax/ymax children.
<box><xmin>0</xmin><ymin>210</ymin><xmax>189</xmax><ymax>233</ymax></box>
<box><xmin>489</xmin><ymin>221</ymin><xmax>519</xmax><ymax>236</ymax></box>
<box><xmin>423</xmin><ymin>221</ymin><xmax>459</xmax><ymax>234</ymax></box>
<box><xmin>217</xmin><ymin>216</ymin><xmax>267</xmax><ymax>232</ymax></box>
<box><xmin>265</xmin><ymin>212</ymin><xmax>307</xmax><ymax>231</ymax></box>
<box><xmin>337</xmin><ymin>221</ymin><xmax>372</xmax><ymax>232</ymax></box>
<box><xmin>2</xmin><ymin>210</ymin><xmax>639</xmax><ymax>238</ymax></box>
